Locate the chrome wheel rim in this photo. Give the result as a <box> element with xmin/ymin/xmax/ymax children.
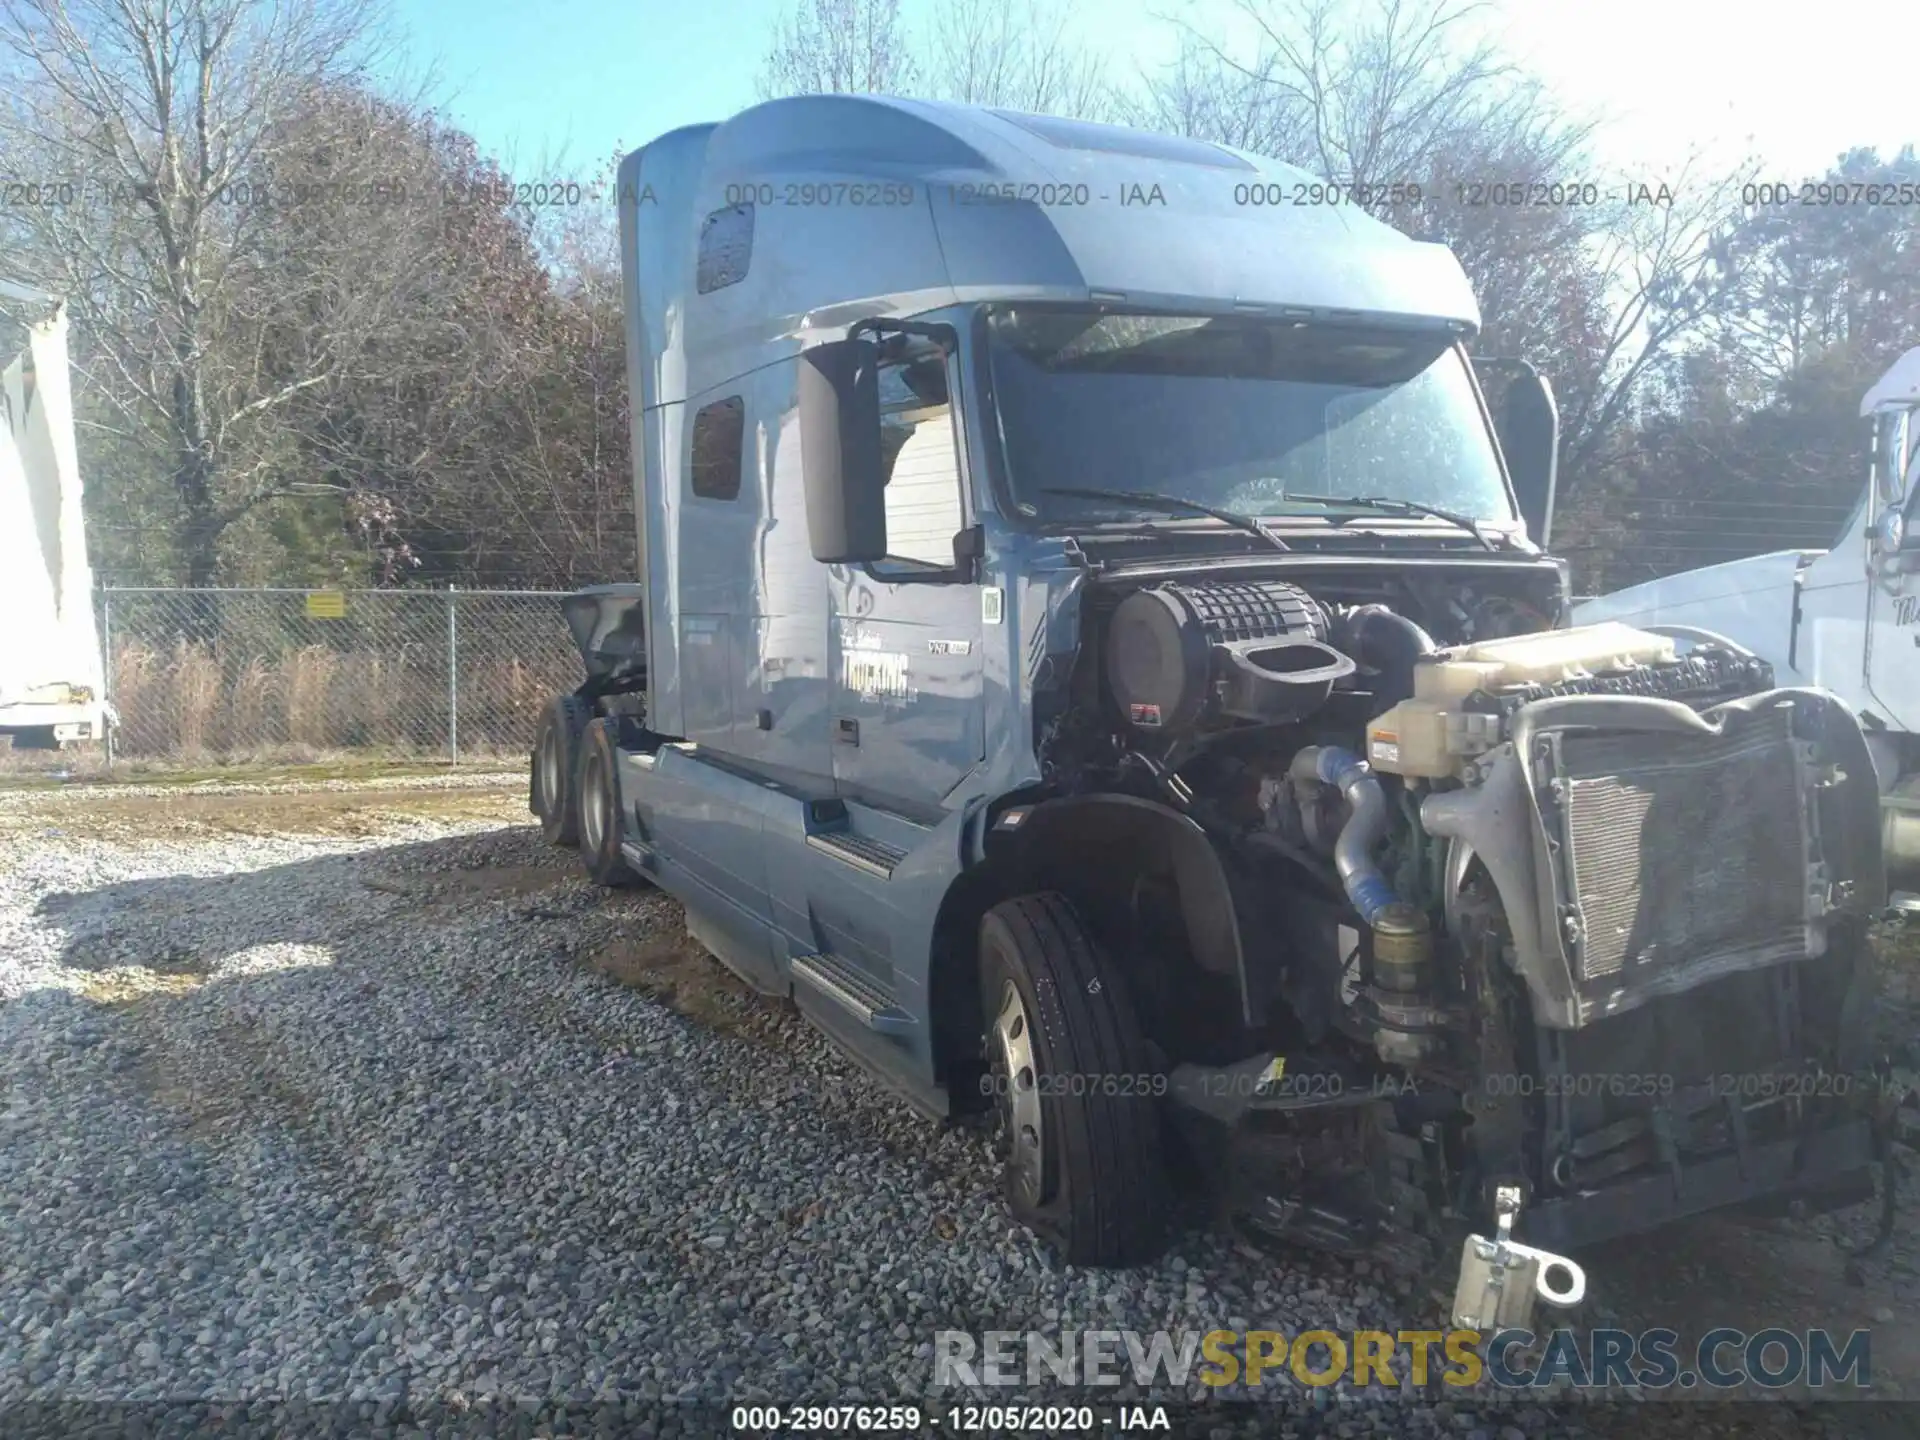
<box><xmin>582</xmin><ymin>753</ymin><xmax>610</xmax><ymax>853</ymax></box>
<box><xmin>991</xmin><ymin>978</ymin><xmax>1044</xmax><ymax>1206</ymax></box>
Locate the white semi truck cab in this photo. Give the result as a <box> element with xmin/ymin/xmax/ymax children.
<box><xmin>0</xmin><ymin>278</ymin><xmax>110</xmax><ymax>751</ymax></box>
<box><xmin>1576</xmin><ymin>349</ymin><xmax>1920</xmax><ymax>890</ymax></box>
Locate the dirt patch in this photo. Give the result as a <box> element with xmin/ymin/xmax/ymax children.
<box><xmin>0</xmin><ymin>754</ymin><xmax>510</xmax><ymax>787</ymax></box>
<box><xmin>363</xmin><ymin>860</ymin><xmax>574</xmax><ymax>904</ymax></box>
<box><xmin>0</xmin><ymin>783</ymin><xmax>525</xmax><ymax>842</ymax></box>
<box><xmin>585</xmin><ymin>933</ymin><xmax>784</xmax><ymax>1042</ymax></box>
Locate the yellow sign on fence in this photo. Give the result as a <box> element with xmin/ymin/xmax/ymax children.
<box><xmin>305</xmin><ymin>590</ymin><xmax>346</xmax><ymax>619</ymax></box>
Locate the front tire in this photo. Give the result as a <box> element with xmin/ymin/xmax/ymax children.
<box><xmin>979</xmin><ymin>894</ymin><xmax>1169</xmax><ymax>1266</ymax></box>
<box><xmin>532</xmin><ymin>694</ymin><xmax>593</xmax><ymax>846</ymax></box>
<box><xmin>574</xmin><ymin>718</ymin><xmax>638</xmax><ymax>888</ymax></box>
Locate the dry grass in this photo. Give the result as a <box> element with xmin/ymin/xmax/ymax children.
<box><xmin>76</xmin><ymin>969</ymin><xmax>207</xmax><ymax>1006</ymax></box>
<box><xmin>87</xmin><ymin>638</ymin><xmax>572</xmax><ymax>763</ymax></box>
<box><xmin>284</xmin><ymin>646</ymin><xmax>339</xmax><ymax>749</ymax></box>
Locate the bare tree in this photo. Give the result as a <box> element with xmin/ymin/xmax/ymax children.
<box><xmin>923</xmin><ymin>0</ymin><xmax>1113</xmax><ymax>120</ymax></box>
<box><xmin>756</xmin><ymin>0</ymin><xmax>916</xmax><ymax>99</ymax></box>
<box><xmin>1123</xmin><ymin>34</ymin><xmax>1287</xmax><ymax>152</ymax></box>
<box><xmin>1137</xmin><ymin>0</ymin><xmax>1524</xmax><ymax>178</ymax></box>
<box><xmin>237</xmin><ymin>93</ymin><xmax>575</xmax><ymax>585</ymax></box>
<box><xmin>0</xmin><ymin>0</ymin><xmax>389</xmax><ymax>586</ymax></box>
<box><xmin>1706</xmin><ymin>146</ymin><xmax>1920</xmax><ymax>393</ymax></box>
<box><xmin>1554</xmin><ymin>163</ymin><xmax>1750</xmax><ymax>479</ymax></box>
<box><xmin>1138</xmin><ymin>0</ymin><xmax>1752</xmax><ymax>518</ymax></box>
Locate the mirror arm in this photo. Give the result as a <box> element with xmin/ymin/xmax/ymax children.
<box><xmin>952</xmin><ymin>524</ymin><xmax>984</xmax><ymax>583</ymax></box>
<box><xmin>861</xmin><ymin>528</ymin><xmax>985</xmax><ymax>588</ymax></box>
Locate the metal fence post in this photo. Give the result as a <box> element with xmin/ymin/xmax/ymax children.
<box><xmin>101</xmin><ymin>587</ymin><xmax>115</xmax><ymax>768</ymax></box>
<box><xmin>447</xmin><ymin>583</ymin><xmax>459</xmax><ymax>765</ymax></box>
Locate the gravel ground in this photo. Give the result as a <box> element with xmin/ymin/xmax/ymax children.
<box><xmin>0</xmin><ymin>781</ymin><xmax>1911</xmax><ymax>1438</ymax></box>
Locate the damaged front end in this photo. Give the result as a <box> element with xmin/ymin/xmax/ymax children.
<box><xmin>1093</xmin><ymin>606</ymin><xmax>1893</xmax><ymax>1329</ymax></box>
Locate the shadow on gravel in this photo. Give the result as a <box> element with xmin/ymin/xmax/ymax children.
<box><xmin>31</xmin><ymin>824</ymin><xmax>789</xmax><ymax>1048</ymax></box>
<box><xmin>32</xmin><ymin>828</ymin><xmax>592</xmax><ymax>979</ymax></box>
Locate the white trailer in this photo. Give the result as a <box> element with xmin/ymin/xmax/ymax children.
<box><xmin>0</xmin><ymin>278</ymin><xmax>110</xmax><ymax>749</ymax></box>
<box><xmin>1576</xmin><ymin>347</ymin><xmax>1920</xmax><ymax>892</ymax></box>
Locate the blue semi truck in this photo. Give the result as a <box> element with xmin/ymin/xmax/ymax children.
<box><xmin>527</xmin><ymin>96</ymin><xmax>1891</xmax><ymax>1308</ymax></box>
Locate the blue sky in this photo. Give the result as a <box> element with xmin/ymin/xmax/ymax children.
<box><xmin>383</xmin><ymin>0</ymin><xmax>1920</xmax><ymax>185</ymax></box>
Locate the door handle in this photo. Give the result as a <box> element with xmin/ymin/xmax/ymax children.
<box><xmin>835</xmin><ymin>718</ymin><xmax>859</xmax><ymax>746</ymax></box>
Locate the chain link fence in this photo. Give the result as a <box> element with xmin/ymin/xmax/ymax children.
<box><xmin>94</xmin><ymin>587</ymin><xmax>578</xmax><ymax>765</ymax></box>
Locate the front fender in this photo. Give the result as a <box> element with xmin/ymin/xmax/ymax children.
<box><xmin>987</xmin><ymin>792</ymin><xmax>1255</xmax><ymax>1025</ymax></box>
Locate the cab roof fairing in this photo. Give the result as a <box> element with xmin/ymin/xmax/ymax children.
<box><xmin>1861</xmin><ymin>346</ymin><xmax>1920</xmax><ymax>414</ymax></box>
<box><xmin>626</xmin><ymin>95</ymin><xmax>1483</xmax><ymax>402</ymax></box>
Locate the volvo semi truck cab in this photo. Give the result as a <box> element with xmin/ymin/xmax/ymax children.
<box><xmin>529</xmin><ymin>97</ymin><xmax>1890</xmax><ymax>1312</ymax></box>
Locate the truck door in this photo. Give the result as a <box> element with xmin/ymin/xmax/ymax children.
<box><xmin>828</xmin><ymin>352</ymin><xmax>984</xmax><ymax>816</ymax></box>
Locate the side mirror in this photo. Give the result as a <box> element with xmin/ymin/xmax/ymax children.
<box><xmin>1875</xmin><ymin>481</ymin><xmax>1919</xmax><ymax>557</ymax></box>
<box><xmin>1875</xmin><ymin>507</ymin><xmax>1909</xmax><ymax>556</ymax></box>
<box><xmin>799</xmin><ymin>338</ymin><xmax>886</xmax><ymax>564</ymax></box>
<box><xmin>1873</xmin><ymin>406</ymin><xmax>1913</xmax><ymax>507</ymax></box>
<box><xmin>1497</xmin><ymin>371</ymin><xmax>1559</xmax><ymax>550</ymax></box>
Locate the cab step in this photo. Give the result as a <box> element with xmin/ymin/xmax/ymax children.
<box><xmin>805</xmin><ymin>830</ymin><xmax>906</xmax><ymax>879</ymax></box>
<box><xmin>791</xmin><ymin>952</ymin><xmax>915</xmax><ymax>1035</ymax></box>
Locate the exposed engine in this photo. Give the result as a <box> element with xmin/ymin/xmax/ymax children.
<box><xmin>1035</xmin><ymin>567</ymin><xmax>1881</xmax><ymax>1275</ymax></box>
<box><xmin>1105</xmin><ymin>580</ymin><xmax>1353</xmax><ymax>734</ymax></box>
<box><xmin>1104</xmin><ymin>578</ymin><xmax>1446</xmax><ymax>741</ymax></box>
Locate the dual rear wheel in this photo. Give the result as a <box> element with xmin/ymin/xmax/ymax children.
<box><xmin>530</xmin><ymin>694</ymin><xmax>637</xmax><ymax>888</ymax></box>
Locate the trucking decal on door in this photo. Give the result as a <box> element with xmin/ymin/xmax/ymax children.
<box><xmin>840</xmin><ymin>625</ymin><xmax>913</xmax><ymax>701</ymax></box>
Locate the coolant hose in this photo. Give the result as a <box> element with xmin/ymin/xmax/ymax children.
<box><xmin>1289</xmin><ymin>745</ymin><xmax>1402</xmax><ymax>926</ymax></box>
<box><xmin>1339</xmin><ymin>605</ymin><xmax>1435</xmax><ymax>705</ymax></box>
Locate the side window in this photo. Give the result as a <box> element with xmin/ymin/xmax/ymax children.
<box><xmin>877</xmin><ymin>357</ymin><xmax>964</xmax><ymax>568</ymax></box>
<box><xmin>696</xmin><ymin>203</ymin><xmax>753</xmax><ymax>294</ymax></box>
<box><xmin>691</xmin><ymin>396</ymin><xmax>745</xmax><ymax>501</ymax></box>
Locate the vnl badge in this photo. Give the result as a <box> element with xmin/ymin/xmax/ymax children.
<box><xmin>1451</xmin><ymin>1184</ymin><xmax>1587</xmax><ymax>1331</ymax></box>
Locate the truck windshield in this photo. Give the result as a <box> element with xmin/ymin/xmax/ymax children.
<box><xmin>984</xmin><ymin>306</ymin><xmax>1514</xmax><ymax>526</ymax></box>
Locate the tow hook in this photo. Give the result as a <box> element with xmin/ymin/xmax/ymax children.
<box><xmin>1450</xmin><ymin>1184</ymin><xmax>1587</xmax><ymax>1331</ymax></box>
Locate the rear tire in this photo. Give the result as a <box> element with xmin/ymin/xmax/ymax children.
<box><xmin>979</xmin><ymin>893</ymin><xmax>1169</xmax><ymax>1266</ymax></box>
<box><xmin>575</xmin><ymin>718</ymin><xmax>639</xmax><ymax>888</ymax></box>
<box><xmin>532</xmin><ymin>694</ymin><xmax>593</xmax><ymax>846</ymax></box>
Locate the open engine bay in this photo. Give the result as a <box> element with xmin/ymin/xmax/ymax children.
<box><xmin>1028</xmin><ymin>558</ymin><xmax>1889</xmax><ymax>1318</ymax></box>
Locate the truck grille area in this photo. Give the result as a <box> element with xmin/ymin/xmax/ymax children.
<box><xmin>1545</xmin><ymin>706</ymin><xmax>1813</xmax><ymax>1015</ymax></box>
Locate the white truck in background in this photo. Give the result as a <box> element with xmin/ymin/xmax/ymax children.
<box><xmin>1575</xmin><ymin>348</ymin><xmax>1920</xmax><ymax>894</ymax></box>
<box><xmin>0</xmin><ymin>277</ymin><xmax>110</xmax><ymax>750</ymax></box>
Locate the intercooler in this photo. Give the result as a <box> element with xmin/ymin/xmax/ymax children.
<box><xmin>1534</xmin><ymin>704</ymin><xmax>1819</xmax><ymax>1018</ymax></box>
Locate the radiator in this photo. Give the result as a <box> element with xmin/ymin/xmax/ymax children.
<box><xmin>1543</xmin><ymin>706</ymin><xmax>1815</xmax><ymax>1011</ymax></box>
